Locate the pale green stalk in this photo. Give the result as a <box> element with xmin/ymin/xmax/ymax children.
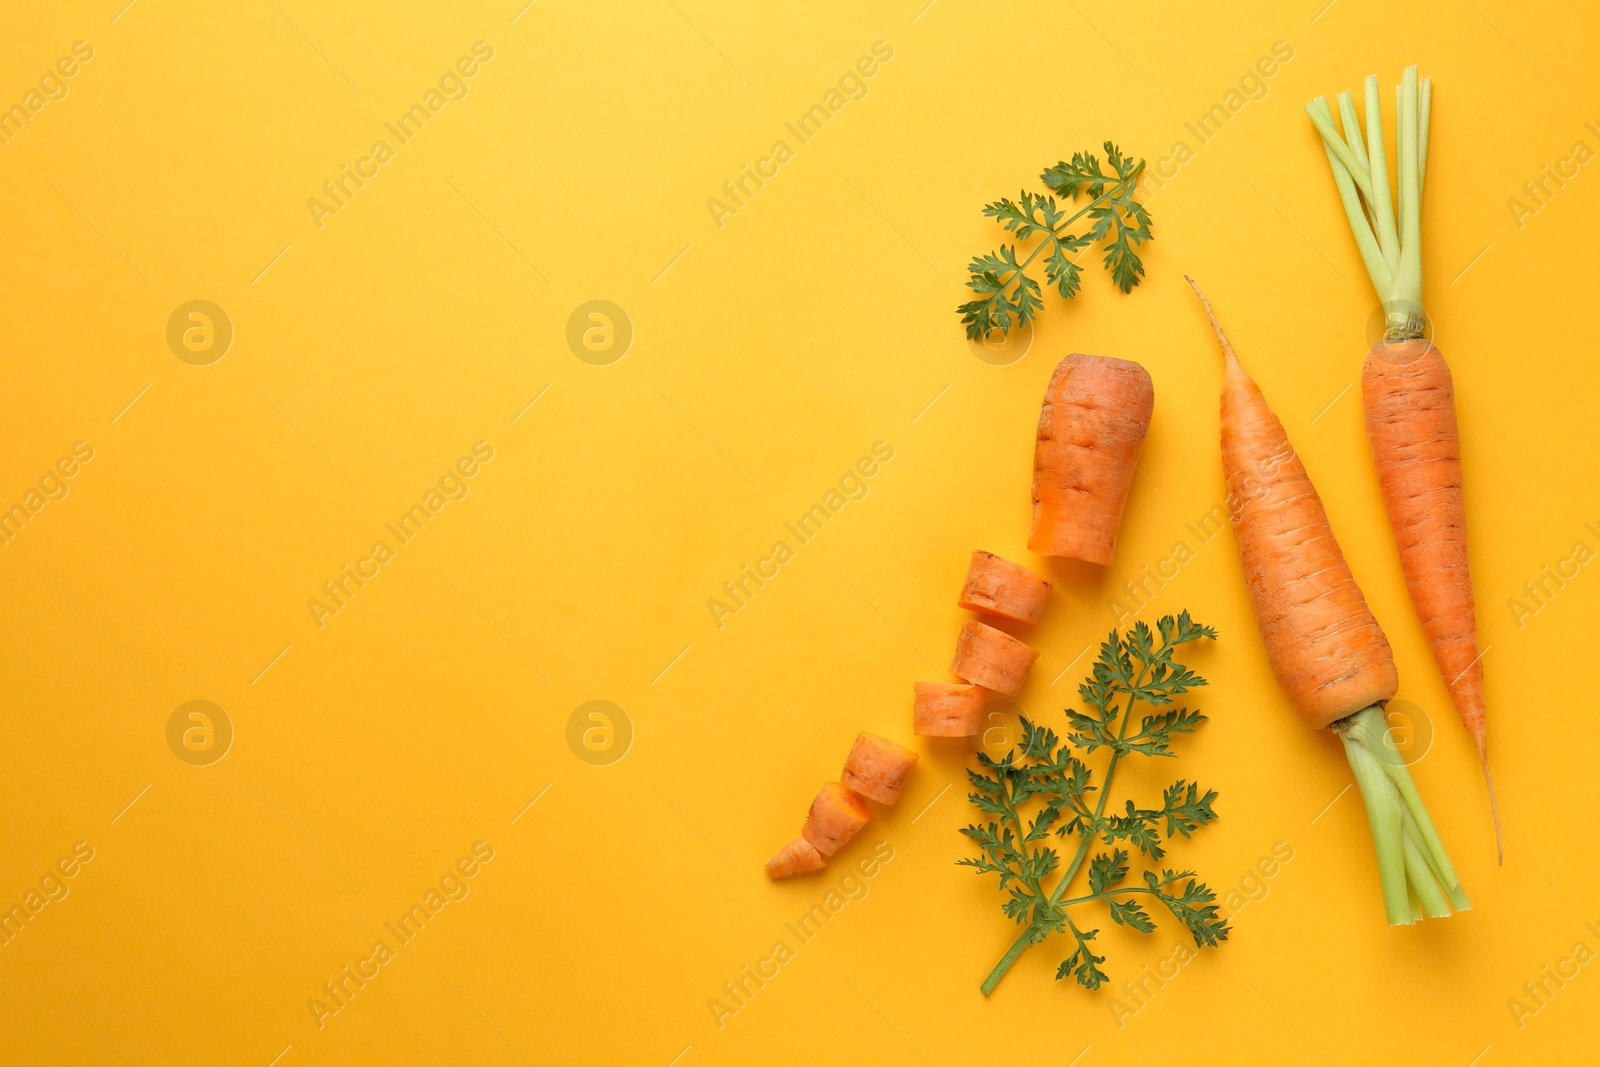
<box><xmin>1305</xmin><ymin>65</ymin><xmax>1433</xmax><ymax>338</ymax></box>
<box><xmin>1310</xmin><ymin>97</ymin><xmax>1391</xmax><ymax>297</ymax></box>
<box><xmin>1333</xmin><ymin>706</ymin><xmax>1469</xmax><ymax>925</ymax></box>
<box><xmin>1363</xmin><ymin>76</ymin><xmax>1400</xmax><ymax>273</ymax></box>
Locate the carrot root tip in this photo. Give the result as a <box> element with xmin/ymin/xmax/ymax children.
<box><xmin>1481</xmin><ymin>757</ymin><xmax>1504</xmax><ymax>867</ymax></box>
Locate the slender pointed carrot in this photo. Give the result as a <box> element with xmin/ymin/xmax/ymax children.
<box><xmin>1189</xmin><ymin>276</ymin><xmax>1467</xmax><ymax>925</ymax></box>
<box><xmin>1307</xmin><ymin>67</ymin><xmax>1502</xmax><ymax>862</ymax></box>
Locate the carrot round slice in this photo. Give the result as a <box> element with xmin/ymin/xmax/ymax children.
<box><xmin>913</xmin><ymin>681</ymin><xmax>987</xmax><ymax>737</ymax></box>
<box><xmin>764</xmin><ymin>836</ymin><xmax>826</xmax><ymax>879</ymax></box>
<box><xmin>800</xmin><ymin>782</ymin><xmax>871</xmax><ymax>855</ymax></box>
<box><xmin>950</xmin><ymin>620</ymin><xmax>1038</xmax><ymax>697</ymax></box>
<box><xmin>841</xmin><ymin>732</ymin><xmax>919</xmax><ymax>805</ymax></box>
<box><xmin>958</xmin><ymin>551</ymin><xmax>1051</xmax><ymax>625</ymax></box>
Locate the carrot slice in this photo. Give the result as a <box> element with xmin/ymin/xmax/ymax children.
<box><xmin>764</xmin><ymin>836</ymin><xmax>826</xmax><ymax>879</ymax></box>
<box><xmin>950</xmin><ymin>620</ymin><xmax>1039</xmax><ymax>697</ymax></box>
<box><xmin>841</xmin><ymin>732</ymin><xmax>919</xmax><ymax>805</ymax></box>
<box><xmin>800</xmin><ymin>782</ymin><xmax>871</xmax><ymax>855</ymax></box>
<box><xmin>1028</xmin><ymin>354</ymin><xmax>1154</xmax><ymax>566</ymax></box>
<box><xmin>958</xmin><ymin>551</ymin><xmax>1052</xmax><ymax>625</ymax></box>
<box><xmin>913</xmin><ymin>681</ymin><xmax>987</xmax><ymax>737</ymax></box>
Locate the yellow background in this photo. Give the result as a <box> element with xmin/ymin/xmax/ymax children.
<box><xmin>2</xmin><ymin>0</ymin><xmax>1597</xmax><ymax>1063</ymax></box>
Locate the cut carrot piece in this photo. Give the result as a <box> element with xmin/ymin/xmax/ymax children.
<box><xmin>913</xmin><ymin>681</ymin><xmax>987</xmax><ymax>737</ymax></box>
<box><xmin>1028</xmin><ymin>354</ymin><xmax>1154</xmax><ymax>566</ymax></box>
<box><xmin>958</xmin><ymin>551</ymin><xmax>1052</xmax><ymax>625</ymax></box>
<box><xmin>841</xmin><ymin>732</ymin><xmax>919</xmax><ymax>805</ymax></box>
<box><xmin>765</xmin><ymin>837</ymin><xmax>825</xmax><ymax>879</ymax></box>
<box><xmin>950</xmin><ymin>620</ymin><xmax>1038</xmax><ymax>697</ymax></box>
<box><xmin>800</xmin><ymin>782</ymin><xmax>871</xmax><ymax>855</ymax></box>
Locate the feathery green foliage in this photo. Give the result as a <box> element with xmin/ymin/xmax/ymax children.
<box><xmin>961</xmin><ymin>612</ymin><xmax>1228</xmax><ymax>994</ymax></box>
<box><xmin>959</xmin><ymin>142</ymin><xmax>1153</xmax><ymax>341</ymax></box>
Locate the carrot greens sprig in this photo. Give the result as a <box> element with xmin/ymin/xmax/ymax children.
<box><xmin>960</xmin><ymin>613</ymin><xmax>1227</xmax><ymax>995</ymax></box>
<box><xmin>958</xmin><ymin>142</ymin><xmax>1153</xmax><ymax>340</ymax></box>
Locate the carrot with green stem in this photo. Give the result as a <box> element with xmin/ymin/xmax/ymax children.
<box><xmin>1306</xmin><ymin>68</ymin><xmax>1502</xmax><ymax>863</ymax></box>
<box><xmin>1188</xmin><ymin>276</ymin><xmax>1467</xmax><ymax>925</ymax></box>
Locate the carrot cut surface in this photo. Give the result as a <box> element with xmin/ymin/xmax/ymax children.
<box><xmin>958</xmin><ymin>550</ymin><xmax>1052</xmax><ymax>625</ymax></box>
<box><xmin>950</xmin><ymin>620</ymin><xmax>1038</xmax><ymax>698</ymax></box>
<box><xmin>913</xmin><ymin>681</ymin><xmax>987</xmax><ymax>737</ymax></box>
<box><xmin>841</xmin><ymin>732</ymin><xmax>919</xmax><ymax>805</ymax></box>
<box><xmin>1028</xmin><ymin>354</ymin><xmax>1154</xmax><ymax>566</ymax></box>
<box><xmin>764</xmin><ymin>837</ymin><xmax>826</xmax><ymax>879</ymax></box>
<box><xmin>800</xmin><ymin>782</ymin><xmax>871</xmax><ymax>856</ymax></box>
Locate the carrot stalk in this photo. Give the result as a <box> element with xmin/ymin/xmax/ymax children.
<box><xmin>1336</xmin><ymin>706</ymin><xmax>1468</xmax><ymax>923</ymax></box>
<box><xmin>1338</xmin><ymin>713</ymin><xmax>1410</xmax><ymax>924</ymax></box>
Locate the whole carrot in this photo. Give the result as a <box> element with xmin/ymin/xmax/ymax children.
<box><xmin>1189</xmin><ymin>277</ymin><xmax>1467</xmax><ymax>925</ymax></box>
<box><xmin>1307</xmin><ymin>68</ymin><xmax>1502</xmax><ymax>862</ymax></box>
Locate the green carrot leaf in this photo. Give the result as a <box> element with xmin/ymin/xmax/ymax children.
<box><xmin>961</xmin><ymin>143</ymin><xmax>1153</xmax><ymax>339</ymax></box>
<box><xmin>1056</xmin><ymin>925</ymin><xmax>1109</xmax><ymax>989</ymax></box>
<box><xmin>1159</xmin><ymin>780</ymin><xmax>1220</xmax><ymax>839</ymax></box>
<box><xmin>1106</xmin><ymin>896</ymin><xmax>1157</xmax><ymax>933</ymax></box>
<box><xmin>1089</xmin><ymin>848</ymin><xmax>1131</xmax><ymax>894</ymax></box>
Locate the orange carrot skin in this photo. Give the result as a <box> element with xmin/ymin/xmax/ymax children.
<box><xmin>913</xmin><ymin>681</ymin><xmax>987</xmax><ymax>736</ymax></box>
<box><xmin>765</xmin><ymin>837</ymin><xmax>825</xmax><ymax>878</ymax></box>
<box><xmin>1028</xmin><ymin>354</ymin><xmax>1154</xmax><ymax>566</ymax></box>
<box><xmin>841</xmin><ymin>732</ymin><xmax>919</xmax><ymax>805</ymax></box>
<box><xmin>1363</xmin><ymin>340</ymin><xmax>1485</xmax><ymax>757</ymax></box>
<box><xmin>801</xmin><ymin>783</ymin><xmax>871</xmax><ymax>855</ymax></box>
<box><xmin>958</xmin><ymin>551</ymin><xmax>1051</xmax><ymax>625</ymax></box>
<box><xmin>1222</xmin><ymin>347</ymin><xmax>1398</xmax><ymax>728</ymax></box>
<box><xmin>950</xmin><ymin>620</ymin><xmax>1039</xmax><ymax>697</ymax></box>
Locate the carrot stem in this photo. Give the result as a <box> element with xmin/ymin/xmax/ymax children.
<box><xmin>1306</xmin><ymin>67</ymin><xmax>1430</xmax><ymax>337</ymax></box>
<box><xmin>979</xmin><ymin>659</ymin><xmax>1148</xmax><ymax>995</ymax></box>
<box><xmin>1401</xmin><ymin>819</ymin><xmax>1451</xmax><ymax>918</ymax></box>
<box><xmin>1309</xmin><ymin>97</ymin><xmax>1392</xmax><ymax>297</ymax></box>
<box><xmin>1362</xmin><ymin>76</ymin><xmax>1400</xmax><ymax>273</ymax></box>
<box><xmin>1334</xmin><ymin>706</ymin><xmax>1468</xmax><ymax>924</ymax></box>
<box><xmin>1395</xmin><ymin>66</ymin><xmax>1423</xmax><ymax>333</ymax></box>
<box><xmin>1339</xmin><ymin>716</ymin><xmax>1411</xmax><ymax>924</ymax></box>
